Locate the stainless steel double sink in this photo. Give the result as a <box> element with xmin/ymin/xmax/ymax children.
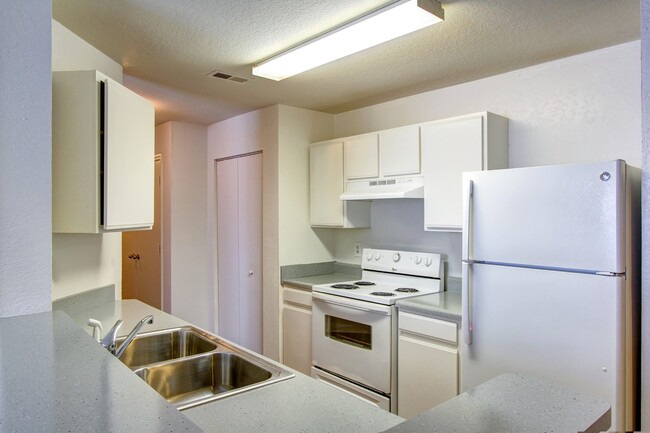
<box><xmin>115</xmin><ymin>326</ymin><xmax>294</xmax><ymax>410</ymax></box>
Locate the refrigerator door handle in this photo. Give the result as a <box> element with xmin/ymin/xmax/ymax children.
<box><xmin>462</xmin><ymin>262</ymin><xmax>472</xmax><ymax>345</ymax></box>
<box><xmin>462</xmin><ymin>180</ymin><xmax>474</xmax><ymax>261</ymax></box>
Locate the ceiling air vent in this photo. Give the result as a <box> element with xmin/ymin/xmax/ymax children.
<box><xmin>207</xmin><ymin>70</ymin><xmax>249</xmax><ymax>83</ymax></box>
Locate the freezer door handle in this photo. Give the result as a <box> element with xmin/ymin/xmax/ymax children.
<box><xmin>462</xmin><ymin>179</ymin><xmax>474</xmax><ymax>261</ymax></box>
<box><xmin>462</xmin><ymin>262</ymin><xmax>472</xmax><ymax>345</ymax></box>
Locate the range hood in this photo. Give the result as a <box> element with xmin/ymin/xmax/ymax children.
<box><xmin>340</xmin><ymin>176</ymin><xmax>424</xmax><ymax>200</ymax></box>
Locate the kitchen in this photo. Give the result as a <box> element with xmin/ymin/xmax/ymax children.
<box><xmin>1</xmin><ymin>0</ymin><xmax>649</xmax><ymax>432</ymax></box>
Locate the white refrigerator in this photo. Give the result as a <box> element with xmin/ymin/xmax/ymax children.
<box><xmin>460</xmin><ymin>160</ymin><xmax>640</xmax><ymax>432</ymax></box>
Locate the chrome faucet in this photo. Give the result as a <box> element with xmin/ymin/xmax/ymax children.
<box><xmin>99</xmin><ymin>315</ymin><xmax>154</xmax><ymax>358</ymax></box>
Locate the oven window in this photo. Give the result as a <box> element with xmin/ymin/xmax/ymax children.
<box><xmin>325</xmin><ymin>315</ymin><xmax>372</xmax><ymax>350</ymax></box>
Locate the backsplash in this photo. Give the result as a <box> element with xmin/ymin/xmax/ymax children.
<box><xmin>327</xmin><ymin>200</ymin><xmax>462</xmax><ymax>277</ymax></box>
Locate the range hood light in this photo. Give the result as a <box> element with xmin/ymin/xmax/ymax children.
<box><xmin>252</xmin><ymin>0</ymin><xmax>444</xmax><ymax>81</ymax></box>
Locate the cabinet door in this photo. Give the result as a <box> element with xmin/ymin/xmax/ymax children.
<box><xmin>217</xmin><ymin>154</ymin><xmax>263</xmax><ymax>354</ymax></box>
<box><xmin>380</xmin><ymin>125</ymin><xmax>420</xmax><ymax>177</ymax></box>
<box><xmin>103</xmin><ymin>77</ymin><xmax>155</xmax><ymax>230</ymax></box>
<box><xmin>398</xmin><ymin>332</ymin><xmax>458</xmax><ymax>418</ymax></box>
<box><xmin>282</xmin><ymin>304</ymin><xmax>312</xmax><ymax>375</ymax></box>
<box><xmin>422</xmin><ymin>116</ymin><xmax>483</xmax><ymax>231</ymax></box>
<box><xmin>310</xmin><ymin>141</ymin><xmax>344</xmax><ymax>226</ymax></box>
<box><xmin>344</xmin><ymin>134</ymin><xmax>379</xmax><ymax>180</ymax></box>
<box><xmin>237</xmin><ymin>153</ymin><xmax>263</xmax><ymax>353</ymax></box>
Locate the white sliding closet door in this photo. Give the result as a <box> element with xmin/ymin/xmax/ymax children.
<box><xmin>216</xmin><ymin>152</ymin><xmax>263</xmax><ymax>353</ymax></box>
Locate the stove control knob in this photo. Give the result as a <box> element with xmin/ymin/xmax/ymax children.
<box><xmin>424</xmin><ymin>257</ymin><xmax>432</xmax><ymax>267</ymax></box>
<box><xmin>392</xmin><ymin>252</ymin><xmax>401</xmax><ymax>263</ymax></box>
<box><xmin>366</xmin><ymin>252</ymin><xmax>373</xmax><ymax>261</ymax></box>
<box><xmin>373</xmin><ymin>252</ymin><xmax>381</xmax><ymax>261</ymax></box>
<box><xmin>414</xmin><ymin>256</ymin><xmax>422</xmax><ymax>265</ymax></box>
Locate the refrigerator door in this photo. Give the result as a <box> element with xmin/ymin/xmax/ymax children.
<box><xmin>462</xmin><ymin>160</ymin><xmax>626</xmax><ymax>273</ymax></box>
<box><xmin>460</xmin><ymin>263</ymin><xmax>625</xmax><ymax>430</ymax></box>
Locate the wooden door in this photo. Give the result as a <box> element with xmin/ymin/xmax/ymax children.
<box><xmin>122</xmin><ymin>155</ymin><xmax>162</xmax><ymax>308</ymax></box>
<box><xmin>216</xmin><ymin>152</ymin><xmax>263</xmax><ymax>353</ymax></box>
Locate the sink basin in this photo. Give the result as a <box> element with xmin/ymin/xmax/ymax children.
<box><xmin>134</xmin><ymin>351</ymin><xmax>293</xmax><ymax>410</ymax></box>
<box><xmin>116</xmin><ymin>327</ymin><xmax>217</xmax><ymax>369</ymax></box>
<box><xmin>116</xmin><ymin>325</ymin><xmax>294</xmax><ymax>409</ymax></box>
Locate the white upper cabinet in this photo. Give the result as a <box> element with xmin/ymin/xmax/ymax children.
<box><xmin>421</xmin><ymin>112</ymin><xmax>508</xmax><ymax>232</ymax></box>
<box><xmin>344</xmin><ymin>134</ymin><xmax>379</xmax><ymax>180</ymax></box>
<box><xmin>379</xmin><ymin>125</ymin><xmax>420</xmax><ymax>177</ymax></box>
<box><xmin>310</xmin><ymin>140</ymin><xmax>370</xmax><ymax>228</ymax></box>
<box><xmin>52</xmin><ymin>70</ymin><xmax>155</xmax><ymax>233</ymax></box>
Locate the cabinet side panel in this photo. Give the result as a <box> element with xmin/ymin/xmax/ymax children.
<box><xmin>485</xmin><ymin>113</ymin><xmax>509</xmax><ymax>170</ymax></box>
<box><xmin>310</xmin><ymin>141</ymin><xmax>344</xmax><ymax>226</ymax></box>
<box><xmin>52</xmin><ymin>71</ymin><xmax>100</xmax><ymax>233</ymax></box>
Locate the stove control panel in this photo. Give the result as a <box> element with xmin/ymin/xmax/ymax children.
<box><xmin>362</xmin><ymin>248</ymin><xmax>443</xmax><ymax>278</ymax></box>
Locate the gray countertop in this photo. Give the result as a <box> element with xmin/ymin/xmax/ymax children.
<box><xmin>0</xmin><ymin>310</ymin><xmax>201</xmax><ymax>433</ymax></box>
<box><xmin>396</xmin><ymin>290</ymin><xmax>462</xmax><ymax>323</ymax></box>
<box><xmin>282</xmin><ymin>272</ymin><xmax>361</xmax><ymax>290</ymax></box>
<box><xmin>281</xmin><ymin>261</ymin><xmax>361</xmax><ymax>290</ymax></box>
<box><xmin>57</xmin><ymin>297</ymin><xmax>403</xmax><ymax>433</ymax></box>
<box><xmin>184</xmin><ymin>373</ymin><xmax>403</xmax><ymax>433</ymax></box>
<box><xmin>5</xmin><ymin>291</ymin><xmax>607</xmax><ymax>433</ymax></box>
<box><xmin>383</xmin><ymin>373</ymin><xmax>611</xmax><ymax>433</ymax></box>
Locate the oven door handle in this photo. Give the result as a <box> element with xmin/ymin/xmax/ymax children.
<box><xmin>312</xmin><ymin>292</ymin><xmax>391</xmax><ymax>315</ymax></box>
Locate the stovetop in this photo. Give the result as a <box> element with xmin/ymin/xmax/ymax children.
<box><xmin>312</xmin><ymin>249</ymin><xmax>445</xmax><ymax>305</ymax></box>
<box><xmin>314</xmin><ymin>280</ymin><xmax>442</xmax><ymax>305</ymax></box>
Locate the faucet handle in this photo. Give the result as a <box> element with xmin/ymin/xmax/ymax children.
<box><xmin>100</xmin><ymin>319</ymin><xmax>124</xmax><ymax>354</ymax></box>
<box><xmin>87</xmin><ymin>318</ymin><xmax>103</xmax><ymax>342</ymax></box>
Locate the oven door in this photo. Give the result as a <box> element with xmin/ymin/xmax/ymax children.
<box><xmin>312</xmin><ymin>291</ymin><xmax>393</xmax><ymax>394</ymax></box>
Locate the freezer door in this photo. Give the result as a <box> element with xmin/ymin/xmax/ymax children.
<box><xmin>462</xmin><ymin>160</ymin><xmax>626</xmax><ymax>273</ymax></box>
<box><xmin>460</xmin><ymin>264</ymin><xmax>625</xmax><ymax>430</ymax></box>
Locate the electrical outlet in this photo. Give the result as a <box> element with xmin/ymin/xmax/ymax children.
<box><xmin>353</xmin><ymin>242</ymin><xmax>362</xmax><ymax>257</ymax></box>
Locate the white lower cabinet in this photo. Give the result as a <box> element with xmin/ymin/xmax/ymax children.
<box><xmin>397</xmin><ymin>311</ymin><xmax>459</xmax><ymax>419</ymax></box>
<box><xmin>282</xmin><ymin>286</ymin><xmax>313</xmax><ymax>375</ymax></box>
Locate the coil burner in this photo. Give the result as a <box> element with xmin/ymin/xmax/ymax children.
<box><xmin>330</xmin><ymin>284</ymin><xmax>358</xmax><ymax>290</ymax></box>
<box><xmin>395</xmin><ymin>288</ymin><xmax>419</xmax><ymax>293</ymax></box>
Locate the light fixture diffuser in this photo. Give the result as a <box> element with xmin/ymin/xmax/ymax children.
<box><xmin>252</xmin><ymin>0</ymin><xmax>444</xmax><ymax>81</ymax></box>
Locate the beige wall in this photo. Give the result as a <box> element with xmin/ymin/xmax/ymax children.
<box><xmin>169</xmin><ymin>123</ymin><xmax>209</xmax><ymax>329</ymax></box>
<box><xmin>277</xmin><ymin>105</ymin><xmax>335</xmax><ymax>265</ymax></box>
<box><xmin>206</xmin><ymin>105</ymin><xmax>333</xmax><ymax>360</ymax></box>
<box><xmin>51</xmin><ymin>20</ymin><xmax>124</xmax><ymax>301</ymax></box>
<box><xmin>207</xmin><ymin>106</ymin><xmax>278</xmax><ymax>356</ymax></box>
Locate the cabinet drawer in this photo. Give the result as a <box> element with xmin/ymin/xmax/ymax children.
<box><xmin>398</xmin><ymin>312</ymin><xmax>457</xmax><ymax>344</ymax></box>
<box><xmin>283</xmin><ymin>286</ymin><xmax>313</xmax><ymax>308</ymax></box>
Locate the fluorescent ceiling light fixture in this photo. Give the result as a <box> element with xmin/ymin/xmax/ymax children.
<box><xmin>252</xmin><ymin>0</ymin><xmax>444</xmax><ymax>81</ymax></box>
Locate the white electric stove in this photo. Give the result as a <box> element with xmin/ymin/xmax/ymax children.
<box><xmin>311</xmin><ymin>248</ymin><xmax>446</xmax><ymax>414</ymax></box>
<box><xmin>312</xmin><ymin>248</ymin><xmax>445</xmax><ymax>305</ymax></box>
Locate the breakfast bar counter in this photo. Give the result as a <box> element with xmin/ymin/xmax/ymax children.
<box><xmin>0</xmin><ymin>287</ymin><xmax>612</xmax><ymax>433</ymax></box>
